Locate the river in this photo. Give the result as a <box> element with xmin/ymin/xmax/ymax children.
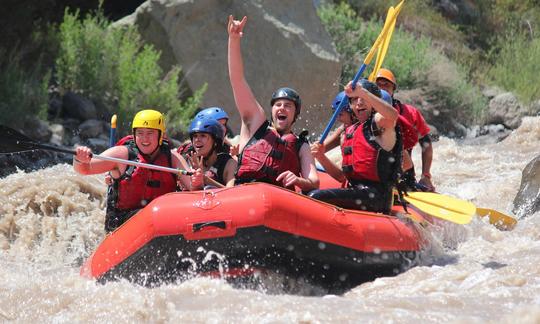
<box><xmin>0</xmin><ymin>117</ymin><xmax>539</xmax><ymax>323</ymax></box>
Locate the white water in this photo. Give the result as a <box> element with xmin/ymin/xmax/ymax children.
<box><xmin>1</xmin><ymin>117</ymin><xmax>539</xmax><ymax>323</ymax></box>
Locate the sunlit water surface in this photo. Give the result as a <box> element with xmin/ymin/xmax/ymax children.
<box><xmin>1</xmin><ymin>117</ymin><xmax>539</xmax><ymax>323</ymax></box>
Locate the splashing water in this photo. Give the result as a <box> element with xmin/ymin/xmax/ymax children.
<box><xmin>0</xmin><ymin>117</ymin><xmax>539</xmax><ymax>322</ymax></box>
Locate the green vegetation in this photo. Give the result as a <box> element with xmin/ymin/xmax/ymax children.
<box><xmin>318</xmin><ymin>2</ymin><xmax>432</xmax><ymax>88</ymax></box>
<box><xmin>488</xmin><ymin>34</ymin><xmax>540</xmax><ymax>107</ymax></box>
<box><xmin>55</xmin><ymin>8</ymin><xmax>204</xmax><ymax>134</ymax></box>
<box><xmin>0</xmin><ymin>50</ymin><xmax>49</xmax><ymax>128</ymax></box>
<box><xmin>318</xmin><ymin>2</ymin><xmax>486</xmax><ymax>124</ymax></box>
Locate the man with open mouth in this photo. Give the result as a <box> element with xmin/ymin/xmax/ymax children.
<box><xmin>227</xmin><ymin>15</ymin><xmax>319</xmax><ymax>192</ymax></box>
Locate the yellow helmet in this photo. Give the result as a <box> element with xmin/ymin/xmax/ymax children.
<box><xmin>376</xmin><ymin>68</ymin><xmax>397</xmax><ymax>89</ymax></box>
<box><xmin>132</xmin><ymin>109</ymin><xmax>166</xmax><ymax>144</ymax></box>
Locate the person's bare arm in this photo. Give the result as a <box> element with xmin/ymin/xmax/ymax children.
<box><xmin>223</xmin><ymin>158</ymin><xmax>238</xmax><ymax>187</ymax></box>
<box><xmin>73</xmin><ymin>145</ymin><xmax>127</xmax><ymax>175</ymax></box>
<box><xmin>227</xmin><ymin>15</ymin><xmax>266</xmax><ymax>149</ymax></box>
<box><xmin>322</xmin><ymin>125</ymin><xmax>344</xmax><ymax>152</ymax></box>
<box><xmin>418</xmin><ymin>138</ymin><xmax>435</xmax><ymax>191</ymax></box>
<box><xmin>280</xmin><ymin>142</ymin><xmax>319</xmax><ymax>191</ymax></box>
<box><xmin>345</xmin><ymin>82</ymin><xmax>398</xmax><ymax>129</ymax></box>
<box><xmin>311</xmin><ymin>142</ymin><xmax>345</xmax><ymax>183</ymax></box>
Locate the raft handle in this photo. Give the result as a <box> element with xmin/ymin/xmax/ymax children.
<box><xmin>193</xmin><ymin>221</ymin><xmax>227</xmax><ymax>232</ymax></box>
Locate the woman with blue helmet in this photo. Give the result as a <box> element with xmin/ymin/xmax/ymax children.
<box><xmin>178</xmin><ymin>107</ymin><xmax>238</xmax><ymax>156</ymax></box>
<box><xmin>186</xmin><ymin>117</ymin><xmax>237</xmax><ymax>188</ymax></box>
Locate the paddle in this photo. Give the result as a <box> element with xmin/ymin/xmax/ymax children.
<box><xmin>475</xmin><ymin>207</ymin><xmax>517</xmax><ymax>231</ymax></box>
<box><xmin>369</xmin><ymin>6</ymin><xmax>397</xmax><ymax>82</ymax></box>
<box><xmin>319</xmin><ymin>0</ymin><xmax>405</xmax><ymax>144</ymax></box>
<box><xmin>413</xmin><ymin>182</ymin><xmax>517</xmax><ymax>230</ymax></box>
<box><xmin>109</xmin><ymin>114</ymin><xmax>117</xmax><ymax>148</ymax></box>
<box><xmin>402</xmin><ymin>191</ymin><xmax>475</xmax><ymax>225</ymax></box>
<box><xmin>0</xmin><ymin>125</ymin><xmax>193</xmax><ymax>176</ymax></box>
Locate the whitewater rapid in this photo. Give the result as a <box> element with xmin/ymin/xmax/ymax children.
<box><xmin>0</xmin><ymin>117</ymin><xmax>539</xmax><ymax>323</ymax></box>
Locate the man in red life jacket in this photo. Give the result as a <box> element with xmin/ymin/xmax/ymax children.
<box><xmin>74</xmin><ymin>109</ymin><xmax>195</xmax><ymax>232</ymax></box>
<box><xmin>308</xmin><ymin>79</ymin><xmax>401</xmax><ymax>213</ymax></box>
<box><xmin>376</xmin><ymin>68</ymin><xmax>435</xmax><ymax>192</ymax></box>
<box><xmin>227</xmin><ymin>15</ymin><xmax>319</xmax><ymax>192</ymax></box>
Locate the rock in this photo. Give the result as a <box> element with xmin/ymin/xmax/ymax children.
<box><xmin>115</xmin><ymin>0</ymin><xmax>341</xmax><ymax>134</ymax></box>
<box><xmin>460</xmin><ymin>124</ymin><xmax>511</xmax><ymax>145</ymax></box>
<box><xmin>487</xmin><ymin>92</ymin><xmax>525</xmax><ymax>129</ymax></box>
<box><xmin>481</xmin><ymin>86</ymin><xmax>504</xmax><ymax>100</ymax></box>
<box><xmin>394</xmin><ymin>88</ymin><xmax>467</xmax><ymax>138</ymax></box>
<box><xmin>23</xmin><ymin>118</ymin><xmax>52</xmax><ymax>142</ymax></box>
<box><xmin>86</xmin><ymin>138</ymin><xmax>109</xmax><ymax>153</ymax></box>
<box><xmin>49</xmin><ymin>123</ymin><xmax>65</xmax><ymax>146</ymax></box>
<box><xmin>62</xmin><ymin>91</ymin><xmax>97</xmax><ymax>121</ymax></box>
<box><xmin>529</xmin><ymin>99</ymin><xmax>540</xmax><ymax>115</ymax></box>
<box><xmin>434</xmin><ymin>0</ymin><xmax>480</xmax><ymax>25</ymax></box>
<box><xmin>513</xmin><ymin>155</ymin><xmax>540</xmax><ymax>217</ymax></box>
<box><xmin>78</xmin><ymin>119</ymin><xmax>106</xmax><ymax>139</ymax></box>
<box><xmin>48</xmin><ymin>96</ymin><xmax>63</xmax><ymax>119</ymax></box>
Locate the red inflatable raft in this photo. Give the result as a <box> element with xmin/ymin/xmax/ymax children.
<box><xmin>81</xmin><ymin>173</ymin><xmax>428</xmax><ymax>292</ymax></box>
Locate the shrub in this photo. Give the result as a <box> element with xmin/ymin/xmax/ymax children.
<box><xmin>425</xmin><ymin>52</ymin><xmax>488</xmax><ymax>123</ymax></box>
<box><xmin>318</xmin><ymin>2</ymin><xmax>487</xmax><ymax>126</ymax></box>
<box><xmin>488</xmin><ymin>33</ymin><xmax>540</xmax><ymax>106</ymax></box>
<box><xmin>55</xmin><ymin>8</ymin><xmax>204</xmax><ymax>134</ymax></box>
<box><xmin>0</xmin><ymin>50</ymin><xmax>49</xmax><ymax>128</ymax></box>
<box><xmin>318</xmin><ymin>2</ymin><xmax>432</xmax><ymax>88</ymax></box>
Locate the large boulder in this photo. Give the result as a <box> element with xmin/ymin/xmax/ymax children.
<box><xmin>513</xmin><ymin>155</ymin><xmax>540</xmax><ymax>217</ymax></box>
<box><xmin>62</xmin><ymin>91</ymin><xmax>97</xmax><ymax>121</ymax></box>
<box><xmin>486</xmin><ymin>92</ymin><xmax>526</xmax><ymax>129</ymax></box>
<box><xmin>116</xmin><ymin>0</ymin><xmax>341</xmax><ymax>134</ymax></box>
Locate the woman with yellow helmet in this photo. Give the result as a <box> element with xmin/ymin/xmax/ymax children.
<box><xmin>74</xmin><ymin>109</ymin><xmax>197</xmax><ymax>232</ymax></box>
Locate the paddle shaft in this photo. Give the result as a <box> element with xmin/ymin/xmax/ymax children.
<box><xmin>29</xmin><ymin>141</ymin><xmax>193</xmax><ymax>176</ymax></box>
<box><xmin>319</xmin><ymin>1</ymin><xmax>404</xmax><ymax>143</ymax></box>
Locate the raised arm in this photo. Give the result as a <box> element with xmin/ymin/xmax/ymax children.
<box><xmin>227</xmin><ymin>15</ymin><xmax>266</xmax><ymax>146</ymax></box>
<box><xmin>73</xmin><ymin>145</ymin><xmax>127</xmax><ymax>175</ymax></box>
<box><xmin>345</xmin><ymin>81</ymin><xmax>398</xmax><ymax>129</ymax></box>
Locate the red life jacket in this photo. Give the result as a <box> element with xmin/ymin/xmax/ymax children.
<box><xmin>341</xmin><ymin>118</ymin><xmax>401</xmax><ymax>185</ymax></box>
<box><xmin>236</xmin><ymin>121</ymin><xmax>304</xmax><ymax>190</ymax></box>
<box><xmin>394</xmin><ymin>100</ymin><xmax>429</xmax><ymax>149</ymax></box>
<box><xmin>109</xmin><ymin>135</ymin><xmax>178</xmax><ymax>211</ymax></box>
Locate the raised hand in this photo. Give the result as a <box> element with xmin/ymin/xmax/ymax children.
<box><xmin>310</xmin><ymin>142</ymin><xmax>326</xmax><ymax>160</ymax></box>
<box><xmin>188</xmin><ymin>152</ymin><xmax>204</xmax><ymax>190</ymax></box>
<box><xmin>227</xmin><ymin>15</ymin><xmax>247</xmax><ymax>38</ymax></box>
<box><xmin>229</xmin><ymin>143</ymin><xmax>240</xmax><ymax>157</ymax></box>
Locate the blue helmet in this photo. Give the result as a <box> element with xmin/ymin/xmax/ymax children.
<box><xmin>331</xmin><ymin>91</ymin><xmax>351</xmax><ymax>113</ymax></box>
<box><xmin>380</xmin><ymin>89</ymin><xmax>393</xmax><ymax>105</ymax></box>
<box><xmin>189</xmin><ymin>117</ymin><xmax>224</xmax><ymax>144</ymax></box>
<box><xmin>195</xmin><ymin>107</ymin><xmax>229</xmax><ymax>122</ymax></box>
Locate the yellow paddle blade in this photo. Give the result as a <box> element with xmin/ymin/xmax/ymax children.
<box><xmin>403</xmin><ymin>192</ymin><xmax>475</xmax><ymax>225</ymax></box>
<box><xmin>363</xmin><ymin>0</ymin><xmax>404</xmax><ymax>65</ymax></box>
<box><xmin>369</xmin><ymin>6</ymin><xmax>396</xmax><ymax>82</ymax></box>
<box><xmin>476</xmin><ymin>207</ymin><xmax>517</xmax><ymax>231</ymax></box>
